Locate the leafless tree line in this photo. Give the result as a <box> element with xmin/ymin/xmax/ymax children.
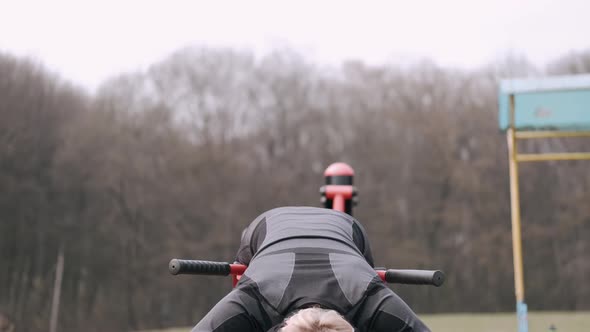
<box><xmin>1</xmin><ymin>48</ymin><xmax>589</xmax><ymax>331</ymax></box>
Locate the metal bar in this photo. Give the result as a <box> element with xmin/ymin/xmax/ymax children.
<box><xmin>515</xmin><ymin>131</ymin><xmax>590</xmax><ymax>139</ymax></box>
<box><xmin>508</xmin><ymin>94</ymin><xmax>528</xmax><ymax>332</ymax></box>
<box><xmin>507</xmin><ymin>128</ymin><xmax>526</xmax><ymax>303</ymax></box>
<box><xmin>517</xmin><ymin>152</ymin><xmax>590</xmax><ymax>162</ymax></box>
<box><xmin>510</xmin><ymin>94</ymin><xmax>516</xmax><ymax>130</ymax></box>
<box><xmin>504</xmin><ymin>86</ymin><xmax>590</xmax><ymax>95</ymax></box>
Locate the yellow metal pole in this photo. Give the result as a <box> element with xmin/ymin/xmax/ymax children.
<box><xmin>515</xmin><ymin>131</ymin><xmax>590</xmax><ymax>139</ymax></box>
<box><xmin>508</xmin><ymin>94</ymin><xmax>528</xmax><ymax>332</ymax></box>
<box><xmin>517</xmin><ymin>152</ymin><xmax>590</xmax><ymax>162</ymax></box>
<box><xmin>507</xmin><ymin>127</ymin><xmax>525</xmax><ymax>303</ymax></box>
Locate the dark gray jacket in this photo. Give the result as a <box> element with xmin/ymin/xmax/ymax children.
<box><xmin>192</xmin><ymin>206</ymin><xmax>430</xmax><ymax>332</ymax></box>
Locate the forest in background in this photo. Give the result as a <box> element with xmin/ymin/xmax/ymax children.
<box><xmin>1</xmin><ymin>48</ymin><xmax>589</xmax><ymax>331</ymax></box>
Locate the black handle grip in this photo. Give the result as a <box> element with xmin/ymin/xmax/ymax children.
<box><xmin>384</xmin><ymin>269</ymin><xmax>445</xmax><ymax>287</ymax></box>
<box><xmin>169</xmin><ymin>259</ymin><xmax>231</xmax><ymax>276</ymax></box>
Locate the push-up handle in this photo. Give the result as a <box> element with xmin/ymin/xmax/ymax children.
<box><xmin>169</xmin><ymin>259</ymin><xmax>444</xmax><ymax>287</ymax></box>
<box><xmin>377</xmin><ymin>269</ymin><xmax>445</xmax><ymax>287</ymax></box>
<box><xmin>169</xmin><ymin>259</ymin><xmax>246</xmax><ymax>276</ymax></box>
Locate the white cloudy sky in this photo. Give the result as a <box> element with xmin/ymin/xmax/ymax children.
<box><xmin>0</xmin><ymin>0</ymin><xmax>588</xmax><ymax>89</ymax></box>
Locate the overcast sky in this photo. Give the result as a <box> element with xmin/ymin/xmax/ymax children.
<box><xmin>1</xmin><ymin>0</ymin><xmax>588</xmax><ymax>90</ymax></box>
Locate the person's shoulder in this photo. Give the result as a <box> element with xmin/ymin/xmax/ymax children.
<box><xmin>264</xmin><ymin>206</ymin><xmax>334</xmax><ymax>214</ymax></box>
<box><xmin>265</xmin><ymin>206</ymin><xmax>358</xmax><ymax>221</ymax></box>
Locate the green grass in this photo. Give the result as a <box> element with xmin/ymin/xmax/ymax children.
<box><xmin>145</xmin><ymin>311</ymin><xmax>590</xmax><ymax>332</ymax></box>
<box><xmin>421</xmin><ymin>312</ymin><xmax>589</xmax><ymax>332</ymax></box>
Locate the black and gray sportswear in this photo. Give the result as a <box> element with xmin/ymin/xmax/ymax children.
<box><xmin>192</xmin><ymin>206</ymin><xmax>430</xmax><ymax>332</ymax></box>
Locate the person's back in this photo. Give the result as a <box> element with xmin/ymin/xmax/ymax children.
<box><xmin>192</xmin><ymin>206</ymin><xmax>430</xmax><ymax>332</ymax></box>
<box><xmin>234</xmin><ymin>206</ymin><xmax>374</xmax><ymax>266</ymax></box>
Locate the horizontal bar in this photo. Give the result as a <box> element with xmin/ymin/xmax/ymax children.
<box><xmin>517</xmin><ymin>152</ymin><xmax>590</xmax><ymax>162</ymax></box>
<box><xmin>515</xmin><ymin>131</ymin><xmax>590</xmax><ymax>139</ymax></box>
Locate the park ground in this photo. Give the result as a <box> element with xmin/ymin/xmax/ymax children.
<box><xmin>143</xmin><ymin>311</ymin><xmax>590</xmax><ymax>332</ymax></box>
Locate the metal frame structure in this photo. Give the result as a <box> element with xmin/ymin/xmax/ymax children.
<box><xmin>502</xmin><ymin>75</ymin><xmax>590</xmax><ymax>332</ymax></box>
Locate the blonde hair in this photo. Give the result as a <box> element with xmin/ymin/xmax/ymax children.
<box><xmin>280</xmin><ymin>307</ymin><xmax>354</xmax><ymax>332</ymax></box>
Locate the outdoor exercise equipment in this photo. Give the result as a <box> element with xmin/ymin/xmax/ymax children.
<box><xmin>169</xmin><ymin>162</ymin><xmax>445</xmax><ymax>289</ymax></box>
<box><xmin>320</xmin><ymin>162</ymin><xmax>358</xmax><ymax>215</ymax></box>
<box><xmin>168</xmin><ymin>259</ymin><xmax>444</xmax><ymax>287</ymax></box>
<box><xmin>499</xmin><ymin>73</ymin><xmax>590</xmax><ymax>332</ymax></box>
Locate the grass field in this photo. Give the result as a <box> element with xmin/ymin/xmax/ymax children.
<box><xmin>421</xmin><ymin>312</ymin><xmax>589</xmax><ymax>332</ymax></box>
<box><xmin>146</xmin><ymin>311</ymin><xmax>590</xmax><ymax>332</ymax></box>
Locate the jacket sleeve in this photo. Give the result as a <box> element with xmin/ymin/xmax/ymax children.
<box><xmin>352</xmin><ymin>219</ymin><xmax>375</xmax><ymax>267</ymax></box>
<box><xmin>191</xmin><ymin>289</ymin><xmax>266</xmax><ymax>332</ymax></box>
<box><xmin>234</xmin><ymin>213</ymin><xmax>267</xmax><ymax>265</ymax></box>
